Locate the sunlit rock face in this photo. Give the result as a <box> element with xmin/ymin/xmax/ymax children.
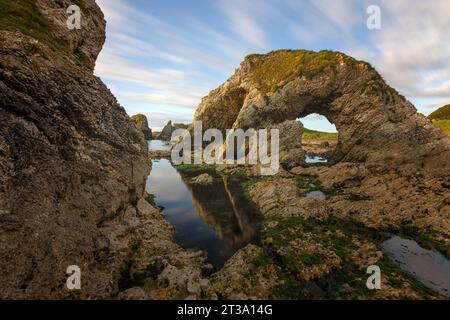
<box><xmin>192</xmin><ymin>50</ymin><xmax>450</xmax><ymax>169</ymax></box>
<box><xmin>132</xmin><ymin>114</ymin><xmax>153</xmax><ymax>140</ymax></box>
<box><xmin>158</xmin><ymin>120</ymin><xmax>175</xmax><ymax>141</ymax></box>
<box><xmin>0</xmin><ymin>0</ymin><xmax>149</xmax><ymax>298</ymax></box>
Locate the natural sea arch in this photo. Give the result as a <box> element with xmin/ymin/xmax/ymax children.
<box><xmin>192</xmin><ymin>50</ymin><xmax>449</xmax><ymax>169</ymax></box>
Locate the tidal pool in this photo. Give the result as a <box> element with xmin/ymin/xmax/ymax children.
<box><xmin>382</xmin><ymin>236</ymin><xmax>450</xmax><ymax>297</ymax></box>
<box><xmin>148</xmin><ymin>139</ymin><xmax>171</xmax><ymax>151</ymax></box>
<box><xmin>305</xmin><ymin>154</ymin><xmax>328</xmax><ymax>164</ymax></box>
<box><xmin>146</xmin><ymin>157</ymin><xmax>260</xmax><ymax>268</ymax></box>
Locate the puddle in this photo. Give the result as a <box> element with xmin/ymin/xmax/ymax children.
<box><xmin>305</xmin><ymin>154</ymin><xmax>328</xmax><ymax>164</ymax></box>
<box><xmin>381</xmin><ymin>236</ymin><xmax>450</xmax><ymax>297</ymax></box>
<box><xmin>306</xmin><ymin>190</ymin><xmax>327</xmax><ymax>200</ymax></box>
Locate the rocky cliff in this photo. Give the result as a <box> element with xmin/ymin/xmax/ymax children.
<box><xmin>0</xmin><ymin>0</ymin><xmax>151</xmax><ymax>298</ymax></box>
<box><xmin>193</xmin><ymin>50</ymin><xmax>450</xmax><ymax>169</ymax></box>
<box><xmin>131</xmin><ymin>114</ymin><xmax>152</xmax><ymax>140</ymax></box>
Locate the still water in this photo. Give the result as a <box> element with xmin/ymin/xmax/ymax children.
<box><xmin>382</xmin><ymin>236</ymin><xmax>450</xmax><ymax>297</ymax></box>
<box><xmin>146</xmin><ymin>146</ymin><xmax>260</xmax><ymax>268</ymax></box>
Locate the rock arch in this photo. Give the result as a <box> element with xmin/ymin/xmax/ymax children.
<box><xmin>193</xmin><ymin>50</ymin><xmax>449</xmax><ymax>169</ymax></box>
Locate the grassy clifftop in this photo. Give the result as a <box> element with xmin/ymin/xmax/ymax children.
<box><xmin>428</xmin><ymin>105</ymin><xmax>450</xmax><ymax>136</ymax></box>
<box><xmin>245</xmin><ymin>50</ymin><xmax>367</xmax><ymax>96</ymax></box>
<box><xmin>429</xmin><ymin>105</ymin><xmax>450</xmax><ymax>121</ymax></box>
<box><xmin>0</xmin><ymin>0</ymin><xmax>96</xmax><ymax>70</ymax></box>
<box><xmin>0</xmin><ymin>0</ymin><xmax>67</xmax><ymax>51</ymax></box>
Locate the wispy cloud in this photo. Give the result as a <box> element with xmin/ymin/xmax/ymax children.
<box><xmin>94</xmin><ymin>0</ymin><xmax>450</xmax><ymax>129</ymax></box>
<box><xmin>220</xmin><ymin>0</ymin><xmax>269</xmax><ymax>48</ymax></box>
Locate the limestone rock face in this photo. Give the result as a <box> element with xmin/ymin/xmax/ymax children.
<box><xmin>0</xmin><ymin>0</ymin><xmax>150</xmax><ymax>298</ymax></box>
<box><xmin>193</xmin><ymin>50</ymin><xmax>450</xmax><ymax>169</ymax></box>
<box><xmin>158</xmin><ymin>120</ymin><xmax>175</xmax><ymax>141</ymax></box>
<box><xmin>131</xmin><ymin>114</ymin><xmax>153</xmax><ymax>140</ymax></box>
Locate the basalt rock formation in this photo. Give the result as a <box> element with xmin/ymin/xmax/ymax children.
<box><xmin>193</xmin><ymin>50</ymin><xmax>450</xmax><ymax>169</ymax></box>
<box><xmin>0</xmin><ymin>0</ymin><xmax>152</xmax><ymax>299</ymax></box>
<box><xmin>131</xmin><ymin>114</ymin><xmax>153</xmax><ymax>140</ymax></box>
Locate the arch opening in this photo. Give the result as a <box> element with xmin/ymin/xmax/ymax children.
<box><xmin>297</xmin><ymin>113</ymin><xmax>339</xmax><ymax>165</ymax></box>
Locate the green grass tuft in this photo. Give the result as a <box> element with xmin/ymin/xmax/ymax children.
<box><xmin>247</xmin><ymin>49</ymin><xmax>366</xmax><ymax>96</ymax></box>
<box><xmin>302</xmin><ymin>128</ymin><xmax>338</xmax><ymax>141</ymax></box>
<box><xmin>431</xmin><ymin>119</ymin><xmax>450</xmax><ymax>136</ymax></box>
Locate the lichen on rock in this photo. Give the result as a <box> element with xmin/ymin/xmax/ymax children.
<box><xmin>131</xmin><ymin>114</ymin><xmax>153</xmax><ymax>140</ymax></box>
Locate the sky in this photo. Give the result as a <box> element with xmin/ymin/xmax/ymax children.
<box><xmin>94</xmin><ymin>0</ymin><xmax>450</xmax><ymax>132</ymax></box>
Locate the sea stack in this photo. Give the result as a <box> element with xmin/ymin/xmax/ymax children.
<box><xmin>131</xmin><ymin>114</ymin><xmax>153</xmax><ymax>140</ymax></box>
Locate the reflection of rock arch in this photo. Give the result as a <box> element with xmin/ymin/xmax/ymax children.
<box><xmin>193</xmin><ymin>50</ymin><xmax>449</xmax><ymax>169</ymax></box>
<box><xmin>178</xmin><ymin>173</ymin><xmax>258</xmax><ymax>249</ymax></box>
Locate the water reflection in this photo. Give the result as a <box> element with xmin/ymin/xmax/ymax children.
<box><xmin>306</xmin><ymin>190</ymin><xmax>327</xmax><ymax>200</ymax></box>
<box><xmin>148</xmin><ymin>140</ymin><xmax>171</xmax><ymax>151</ymax></box>
<box><xmin>146</xmin><ymin>159</ymin><xmax>260</xmax><ymax>268</ymax></box>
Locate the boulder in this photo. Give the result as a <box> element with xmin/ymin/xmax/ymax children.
<box><xmin>191</xmin><ymin>173</ymin><xmax>214</xmax><ymax>185</ymax></box>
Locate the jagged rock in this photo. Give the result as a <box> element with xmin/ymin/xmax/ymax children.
<box><xmin>0</xmin><ymin>0</ymin><xmax>151</xmax><ymax>299</ymax></box>
<box><xmin>158</xmin><ymin>120</ymin><xmax>175</xmax><ymax>141</ymax></box>
<box><xmin>131</xmin><ymin>114</ymin><xmax>153</xmax><ymax>140</ymax></box>
<box><xmin>193</xmin><ymin>50</ymin><xmax>450</xmax><ymax>169</ymax></box>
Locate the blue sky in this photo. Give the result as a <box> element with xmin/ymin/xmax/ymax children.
<box><xmin>95</xmin><ymin>0</ymin><xmax>450</xmax><ymax>131</ymax></box>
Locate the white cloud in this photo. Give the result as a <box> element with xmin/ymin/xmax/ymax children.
<box><xmin>367</xmin><ymin>0</ymin><xmax>450</xmax><ymax>101</ymax></box>
<box><xmin>220</xmin><ymin>0</ymin><xmax>269</xmax><ymax>48</ymax></box>
<box><xmin>94</xmin><ymin>0</ymin><xmax>450</xmax><ymax>126</ymax></box>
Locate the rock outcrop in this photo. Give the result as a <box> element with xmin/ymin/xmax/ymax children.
<box><xmin>157</xmin><ymin>120</ymin><xmax>175</xmax><ymax>141</ymax></box>
<box><xmin>193</xmin><ymin>50</ymin><xmax>450</xmax><ymax>169</ymax></box>
<box><xmin>0</xmin><ymin>0</ymin><xmax>152</xmax><ymax>299</ymax></box>
<box><xmin>131</xmin><ymin>114</ymin><xmax>153</xmax><ymax>140</ymax></box>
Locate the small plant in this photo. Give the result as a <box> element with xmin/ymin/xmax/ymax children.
<box><xmin>347</xmin><ymin>193</ymin><xmax>371</xmax><ymax>201</ymax></box>
<box><xmin>145</xmin><ymin>193</ymin><xmax>157</xmax><ymax>207</ymax></box>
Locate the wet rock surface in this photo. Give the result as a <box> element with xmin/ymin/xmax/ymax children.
<box><xmin>191</xmin><ymin>173</ymin><xmax>214</xmax><ymax>185</ymax></box>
